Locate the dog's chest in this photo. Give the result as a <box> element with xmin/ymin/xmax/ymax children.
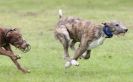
<box><xmin>88</xmin><ymin>36</ymin><xmax>105</xmax><ymax>50</ymax></box>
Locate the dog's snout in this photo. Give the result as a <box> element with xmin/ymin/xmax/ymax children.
<box><xmin>125</xmin><ymin>29</ymin><xmax>128</xmax><ymax>32</ymax></box>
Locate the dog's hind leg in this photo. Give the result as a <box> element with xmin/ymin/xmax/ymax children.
<box><xmin>56</xmin><ymin>27</ymin><xmax>74</xmax><ymax>68</ymax></box>
<box><xmin>61</xmin><ymin>35</ymin><xmax>70</xmax><ymax>61</ymax></box>
<box><xmin>56</xmin><ymin>27</ymin><xmax>71</xmax><ymax>61</ymax></box>
<box><xmin>70</xmin><ymin>40</ymin><xmax>76</xmax><ymax>50</ymax></box>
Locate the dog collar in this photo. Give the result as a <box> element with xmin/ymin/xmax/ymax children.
<box><xmin>103</xmin><ymin>25</ymin><xmax>113</xmax><ymax>38</ymax></box>
<box><xmin>4</xmin><ymin>29</ymin><xmax>11</xmax><ymax>44</ymax></box>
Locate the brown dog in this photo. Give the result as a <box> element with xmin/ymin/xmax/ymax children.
<box><xmin>0</xmin><ymin>28</ymin><xmax>31</xmax><ymax>73</ymax></box>
<box><xmin>55</xmin><ymin>9</ymin><xmax>128</xmax><ymax>68</ymax></box>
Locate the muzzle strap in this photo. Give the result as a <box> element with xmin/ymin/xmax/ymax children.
<box><xmin>103</xmin><ymin>26</ymin><xmax>113</xmax><ymax>38</ymax></box>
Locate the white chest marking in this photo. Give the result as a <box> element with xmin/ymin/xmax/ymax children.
<box><xmin>88</xmin><ymin>36</ymin><xmax>105</xmax><ymax>50</ymax></box>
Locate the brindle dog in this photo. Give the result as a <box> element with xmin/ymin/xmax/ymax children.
<box><xmin>0</xmin><ymin>28</ymin><xmax>31</xmax><ymax>73</ymax></box>
<box><xmin>55</xmin><ymin>10</ymin><xmax>128</xmax><ymax>68</ymax></box>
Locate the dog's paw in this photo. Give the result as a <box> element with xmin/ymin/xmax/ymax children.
<box><xmin>65</xmin><ymin>61</ymin><xmax>71</xmax><ymax>68</ymax></box>
<box><xmin>13</xmin><ymin>55</ymin><xmax>21</xmax><ymax>60</ymax></box>
<box><xmin>65</xmin><ymin>60</ymin><xmax>79</xmax><ymax>68</ymax></box>
<box><xmin>22</xmin><ymin>69</ymin><xmax>31</xmax><ymax>73</ymax></box>
<box><xmin>27</xmin><ymin>70</ymin><xmax>31</xmax><ymax>73</ymax></box>
<box><xmin>71</xmin><ymin>60</ymin><xmax>79</xmax><ymax>66</ymax></box>
<box><xmin>16</xmin><ymin>55</ymin><xmax>21</xmax><ymax>60</ymax></box>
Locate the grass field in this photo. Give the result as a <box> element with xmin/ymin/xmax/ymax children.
<box><xmin>0</xmin><ymin>0</ymin><xmax>133</xmax><ymax>82</ymax></box>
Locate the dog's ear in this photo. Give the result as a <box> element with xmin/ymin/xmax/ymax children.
<box><xmin>6</xmin><ymin>28</ymin><xmax>18</xmax><ymax>37</ymax></box>
<box><xmin>6</xmin><ymin>31</ymin><xmax>12</xmax><ymax>37</ymax></box>
<box><xmin>9</xmin><ymin>28</ymin><xmax>15</xmax><ymax>31</ymax></box>
<box><xmin>10</xmin><ymin>28</ymin><xmax>19</xmax><ymax>32</ymax></box>
<box><xmin>12</xmin><ymin>28</ymin><xmax>18</xmax><ymax>31</ymax></box>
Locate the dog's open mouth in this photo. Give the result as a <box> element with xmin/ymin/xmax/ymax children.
<box><xmin>119</xmin><ymin>33</ymin><xmax>126</xmax><ymax>36</ymax></box>
<box><xmin>116</xmin><ymin>32</ymin><xmax>125</xmax><ymax>36</ymax></box>
<box><xmin>116</xmin><ymin>31</ymin><xmax>128</xmax><ymax>37</ymax></box>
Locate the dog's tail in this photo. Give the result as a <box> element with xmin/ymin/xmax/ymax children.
<box><xmin>59</xmin><ymin>9</ymin><xmax>63</xmax><ymax>19</ymax></box>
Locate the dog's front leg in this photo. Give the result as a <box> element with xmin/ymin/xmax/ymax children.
<box><xmin>0</xmin><ymin>48</ymin><xmax>16</xmax><ymax>59</ymax></box>
<box><xmin>9</xmin><ymin>56</ymin><xmax>30</xmax><ymax>73</ymax></box>
<box><xmin>65</xmin><ymin>38</ymin><xmax>90</xmax><ymax>68</ymax></box>
<box><xmin>2</xmin><ymin>45</ymin><xmax>29</xmax><ymax>73</ymax></box>
<box><xmin>73</xmin><ymin>38</ymin><xmax>90</xmax><ymax>60</ymax></box>
<box><xmin>6</xmin><ymin>46</ymin><xmax>29</xmax><ymax>73</ymax></box>
<box><xmin>4</xmin><ymin>45</ymin><xmax>21</xmax><ymax>60</ymax></box>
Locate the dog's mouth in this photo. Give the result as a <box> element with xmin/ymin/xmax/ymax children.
<box><xmin>114</xmin><ymin>29</ymin><xmax>128</xmax><ymax>36</ymax></box>
<box><xmin>19</xmin><ymin>44</ymin><xmax>31</xmax><ymax>53</ymax></box>
<box><xmin>116</xmin><ymin>33</ymin><xmax>125</xmax><ymax>37</ymax></box>
<box><xmin>14</xmin><ymin>42</ymin><xmax>31</xmax><ymax>53</ymax></box>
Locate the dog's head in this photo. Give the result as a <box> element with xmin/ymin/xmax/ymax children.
<box><xmin>6</xmin><ymin>28</ymin><xmax>31</xmax><ymax>53</ymax></box>
<box><xmin>102</xmin><ymin>21</ymin><xmax>128</xmax><ymax>37</ymax></box>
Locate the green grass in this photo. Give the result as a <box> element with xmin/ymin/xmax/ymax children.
<box><xmin>0</xmin><ymin>0</ymin><xmax>133</xmax><ymax>82</ymax></box>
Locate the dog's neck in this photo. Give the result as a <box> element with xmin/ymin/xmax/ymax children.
<box><xmin>103</xmin><ymin>25</ymin><xmax>113</xmax><ymax>38</ymax></box>
<box><xmin>3</xmin><ymin>29</ymin><xmax>11</xmax><ymax>45</ymax></box>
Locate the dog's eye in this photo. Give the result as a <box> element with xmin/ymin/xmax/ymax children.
<box><xmin>115</xmin><ymin>24</ymin><xmax>119</xmax><ymax>26</ymax></box>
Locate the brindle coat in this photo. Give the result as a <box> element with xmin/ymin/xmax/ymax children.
<box><xmin>55</xmin><ymin>10</ymin><xmax>128</xmax><ymax>68</ymax></box>
<box><xmin>0</xmin><ymin>28</ymin><xmax>30</xmax><ymax>73</ymax></box>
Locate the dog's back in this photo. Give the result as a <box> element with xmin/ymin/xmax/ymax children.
<box><xmin>57</xmin><ymin>9</ymin><xmax>97</xmax><ymax>41</ymax></box>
